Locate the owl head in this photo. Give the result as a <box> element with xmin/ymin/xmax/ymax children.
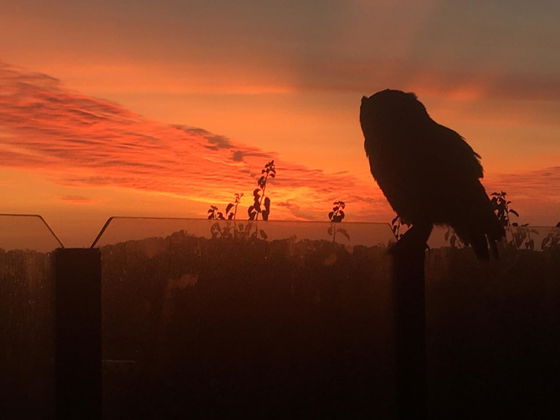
<box><xmin>360</xmin><ymin>89</ymin><xmax>428</xmax><ymax>135</ymax></box>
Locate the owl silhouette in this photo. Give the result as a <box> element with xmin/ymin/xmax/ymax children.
<box><xmin>360</xmin><ymin>89</ymin><xmax>504</xmax><ymax>259</ymax></box>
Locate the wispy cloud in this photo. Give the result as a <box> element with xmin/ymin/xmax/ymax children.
<box><xmin>0</xmin><ymin>62</ymin><xmax>386</xmax><ymax>220</ymax></box>
<box><xmin>58</xmin><ymin>195</ymin><xmax>94</xmax><ymax>204</ymax></box>
<box><xmin>1</xmin><ymin>62</ymin><xmax>558</xmax><ymax>224</ymax></box>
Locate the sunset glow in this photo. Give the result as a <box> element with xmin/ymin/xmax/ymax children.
<box><xmin>1</xmin><ymin>1</ymin><xmax>559</xmax><ymax>245</ymax></box>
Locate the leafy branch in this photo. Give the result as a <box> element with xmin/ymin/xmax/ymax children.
<box><xmin>208</xmin><ymin>192</ymin><xmax>244</xmax><ymax>221</ymax></box>
<box><xmin>327</xmin><ymin>201</ymin><xmax>349</xmax><ymax>242</ymax></box>
<box><xmin>248</xmin><ymin>160</ymin><xmax>276</xmax><ymax>221</ymax></box>
<box><xmin>328</xmin><ymin>201</ymin><xmax>346</xmax><ymax>223</ymax></box>
<box><xmin>207</xmin><ymin>205</ymin><xmax>225</xmax><ymax>220</ymax></box>
<box><xmin>491</xmin><ymin>191</ymin><xmax>519</xmax><ymax>228</ymax></box>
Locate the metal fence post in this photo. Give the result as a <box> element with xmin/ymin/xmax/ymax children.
<box><xmin>53</xmin><ymin>248</ymin><xmax>101</xmax><ymax>419</ymax></box>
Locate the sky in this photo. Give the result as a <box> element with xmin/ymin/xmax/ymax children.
<box><xmin>1</xmin><ymin>0</ymin><xmax>560</xmax><ymax>245</ymax></box>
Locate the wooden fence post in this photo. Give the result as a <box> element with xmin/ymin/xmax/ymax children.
<box><xmin>392</xmin><ymin>243</ymin><xmax>427</xmax><ymax>420</ymax></box>
<box><xmin>53</xmin><ymin>248</ymin><xmax>102</xmax><ymax>419</ymax></box>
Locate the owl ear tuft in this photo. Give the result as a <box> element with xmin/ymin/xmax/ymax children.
<box><xmin>361</xmin><ymin>96</ymin><xmax>368</xmax><ymax>103</ymax></box>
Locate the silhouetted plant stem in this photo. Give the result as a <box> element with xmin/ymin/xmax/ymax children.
<box><xmin>255</xmin><ymin>172</ymin><xmax>268</xmax><ymax>222</ymax></box>
<box><xmin>248</xmin><ymin>160</ymin><xmax>276</xmax><ymax>221</ymax></box>
<box><xmin>328</xmin><ymin>201</ymin><xmax>348</xmax><ymax>242</ymax></box>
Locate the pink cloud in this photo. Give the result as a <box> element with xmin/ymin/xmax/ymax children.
<box><xmin>0</xmin><ymin>62</ymin><xmax>387</xmax><ymax>220</ymax></box>
<box><xmin>1</xmin><ymin>62</ymin><xmax>557</xmax><ymax>225</ymax></box>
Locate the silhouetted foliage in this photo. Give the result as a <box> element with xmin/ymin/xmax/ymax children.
<box><xmin>207</xmin><ymin>193</ymin><xmax>243</xmax><ymax>221</ymax></box>
<box><xmin>390</xmin><ymin>215</ymin><xmax>409</xmax><ymax>241</ymax></box>
<box><xmin>207</xmin><ymin>205</ymin><xmax>225</xmax><ymax>220</ymax></box>
<box><xmin>361</xmin><ymin>89</ymin><xmax>504</xmax><ymax>259</ymax></box>
<box><xmin>542</xmin><ymin>226</ymin><xmax>560</xmax><ymax>250</ymax></box>
<box><xmin>490</xmin><ymin>191</ymin><xmax>519</xmax><ymax>228</ymax></box>
<box><xmin>327</xmin><ymin>201</ymin><xmax>349</xmax><ymax>242</ymax></box>
<box><xmin>489</xmin><ymin>192</ymin><xmax>539</xmax><ymax>250</ymax></box>
<box><xmin>328</xmin><ymin>201</ymin><xmax>346</xmax><ymax>223</ymax></box>
<box><xmin>209</xmin><ymin>221</ymin><xmax>267</xmax><ymax>241</ymax></box>
<box><xmin>248</xmin><ymin>160</ymin><xmax>275</xmax><ymax>221</ymax></box>
<box><xmin>226</xmin><ymin>193</ymin><xmax>243</xmax><ymax>221</ymax></box>
<box><xmin>509</xmin><ymin>223</ymin><xmax>538</xmax><ymax>250</ymax></box>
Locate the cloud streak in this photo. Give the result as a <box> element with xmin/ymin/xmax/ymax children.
<box><xmin>0</xmin><ymin>62</ymin><xmax>387</xmax><ymax>220</ymax></box>
<box><xmin>0</xmin><ymin>62</ymin><xmax>558</xmax><ymax>225</ymax></box>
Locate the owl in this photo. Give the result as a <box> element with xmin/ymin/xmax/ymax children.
<box><xmin>360</xmin><ymin>89</ymin><xmax>504</xmax><ymax>259</ymax></box>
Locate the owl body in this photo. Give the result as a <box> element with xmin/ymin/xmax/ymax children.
<box><xmin>360</xmin><ymin>89</ymin><xmax>504</xmax><ymax>259</ymax></box>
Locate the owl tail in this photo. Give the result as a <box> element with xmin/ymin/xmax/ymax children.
<box><xmin>452</xmin><ymin>184</ymin><xmax>506</xmax><ymax>260</ymax></box>
<box><xmin>453</xmin><ymin>222</ymin><xmax>503</xmax><ymax>261</ymax></box>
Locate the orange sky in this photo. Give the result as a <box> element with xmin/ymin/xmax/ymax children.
<box><xmin>1</xmin><ymin>1</ymin><xmax>559</xmax><ymax>245</ymax></box>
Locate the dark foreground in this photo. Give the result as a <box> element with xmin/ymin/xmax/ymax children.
<box><xmin>1</xmin><ymin>231</ymin><xmax>559</xmax><ymax>418</ymax></box>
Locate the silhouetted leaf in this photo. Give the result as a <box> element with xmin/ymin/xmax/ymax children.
<box><xmin>225</xmin><ymin>203</ymin><xmax>234</xmax><ymax>214</ymax></box>
<box><xmin>228</xmin><ymin>213</ymin><xmax>234</xmax><ymax>220</ymax></box>
<box><xmin>509</xmin><ymin>209</ymin><xmax>519</xmax><ymax>217</ymax></box>
<box><xmin>262</xmin><ymin>210</ymin><xmax>269</xmax><ymax>221</ymax></box>
<box><xmin>328</xmin><ymin>211</ymin><xmax>334</xmax><ymax>221</ymax></box>
<box><xmin>264</xmin><ymin>197</ymin><xmax>271</xmax><ymax>211</ymax></box>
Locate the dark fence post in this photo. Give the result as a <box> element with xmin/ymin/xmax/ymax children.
<box><xmin>53</xmin><ymin>248</ymin><xmax>102</xmax><ymax>419</ymax></box>
<box><xmin>392</xmin><ymin>244</ymin><xmax>427</xmax><ymax>420</ymax></box>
